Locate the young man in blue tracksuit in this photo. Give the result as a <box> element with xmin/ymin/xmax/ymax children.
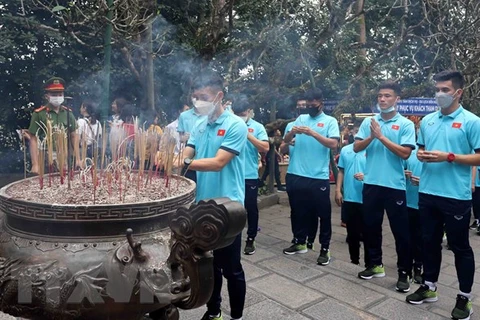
<box><xmin>404</xmin><ymin>149</ymin><xmax>423</xmax><ymax>284</ymax></box>
<box><xmin>335</xmin><ymin>143</ymin><xmax>368</xmax><ymax>265</ymax></box>
<box><xmin>354</xmin><ymin>81</ymin><xmax>415</xmax><ymax>293</ymax></box>
<box><xmin>183</xmin><ymin>72</ymin><xmax>247</xmax><ymax>320</ymax></box>
<box><xmin>232</xmin><ymin>96</ymin><xmax>269</xmax><ymax>255</ymax></box>
<box><xmin>406</xmin><ymin>70</ymin><xmax>480</xmax><ymax>320</ymax></box>
<box><xmin>282</xmin><ymin>88</ymin><xmax>340</xmax><ymax>265</ymax></box>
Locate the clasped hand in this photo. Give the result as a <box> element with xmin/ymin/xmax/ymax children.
<box><xmin>292</xmin><ymin>126</ymin><xmax>314</xmax><ymax>136</ymax></box>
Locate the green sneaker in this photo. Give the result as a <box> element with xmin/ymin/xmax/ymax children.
<box><xmin>244</xmin><ymin>238</ymin><xmax>256</xmax><ymax>255</ymax></box>
<box><xmin>395</xmin><ymin>271</ymin><xmax>411</xmax><ymax>293</ymax></box>
<box><xmin>406</xmin><ymin>284</ymin><xmax>438</xmax><ymax>304</ymax></box>
<box><xmin>358</xmin><ymin>265</ymin><xmax>385</xmax><ymax>280</ymax></box>
<box><xmin>317</xmin><ymin>248</ymin><xmax>330</xmax><ymax>265</ymax></box>
<box><xmin>451</xmin><ymin>294</ymin><xmax>473</xmax><ymax>320</ymax></box>
<box><xmin>283</xmin><ymin>243</ymin><xmax>307</xmax><ymax>255</ymax></box>
<box><xmin>200</xmin><ymin>311</ymin><xmax>223</xmax><ymax>320</ymax></box>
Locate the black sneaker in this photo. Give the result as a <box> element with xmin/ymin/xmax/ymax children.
<box><xmin>406</xmin><ymin>284</ymin><xmax>438</xmax><ymax>304</ymax></box>
<box><xmin>358</xmin><ymin>265</ymin><xmax>385</xmax><ymax>280</ymax></box>
<box><xmin>469</xmin><ymin>220</ymin><xmax>479</xmax><ymax>230</ymax></box>
<box><xmin>307</xmin><ymin>242</ymin><xmax>314</xmax><ymax>250</ymax></box>
<box><xmin>316</xmin><ymin>248</ymin><xmax>331</xmax><ymax>265</ymax></box>
<box><xmin>396</xmin><ymin>271</ymin><xmax>410</xmax><ymax>292</ymax></box>
<box><xmin>200</xmin><ymin>311</ymin><xmax>223</xmax><ymax>320</ymax></box>
<box><xmin>283</xmin><ymin>243</ymin><xmax>307</xmax><ymax>255</ymax></box>
<box><xmin>244</xmin><ymin>238</ymin><xmax>256</xmax><ymax>255</ymax></box>
<box><xmin>413</xmin><ymin>267</ymin><xmax>423</xmax><ymax>284</ymax></box>
<box><xmin>451</xmin><ymin>294</ymin><xmax>473</xmax><ymax>320</ymax></box>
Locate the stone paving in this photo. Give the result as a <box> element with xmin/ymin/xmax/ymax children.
<box><xmin>2</xmin><ymin>190</ymin><xmax>480</xmax><ymax>320</ymax></box>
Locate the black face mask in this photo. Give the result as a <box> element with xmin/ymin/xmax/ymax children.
<box><xmin>307</xmin><ymin>107</ymin><xmax>320</xmax><ymax>117</ymax></box>
<box><xmin>297</xmin><ymin>108</ymin><xmax>309</xmax><ymax>115</ymax></box>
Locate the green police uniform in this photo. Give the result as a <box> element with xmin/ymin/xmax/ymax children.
<box><xmin>28</xmin><ymin>106</ymin><xmax>77</xmax><ymax>138</ymax></box>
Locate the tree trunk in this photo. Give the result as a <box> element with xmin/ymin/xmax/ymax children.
<box><xmin>356</xmin><ymin>0</ymin><xmax>366</xmax><ymax>96</ymax></box>
<box><xmin>145</xmin><ymin>20</ymin><xmax>155</xmax><ymax>111</ymax></box>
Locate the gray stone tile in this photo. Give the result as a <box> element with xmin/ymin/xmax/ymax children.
<box><xmin>306</xmin><ymin>274</ymin><xmax>384</xmax><ymax>309</ymax></box>
<box><xmin>241</xmin><ymin>247</ymin><xmax>276</xmax><ymax>263</ymax></box>
<box><xmin>243</xmin><ymin>299</ymin><xmax>310</xmax><ymax>320</ymax></box>
<box><xmin>249</xmin><ymin>274</ymin><xmax>323</xmax><ymax>309</ymax></box>
<box><xmin>242</xmin><ymin>260</ymin><xmax>271</xmax><ymax>281</ymax></box>
<box><xmin>303</xmin><ymin>298</ymin><xmax>380</xmax><ymax>320</ymax></box>
<box><xmin>258</xmin><ymin>256</ymin><xmax>323</xmax><ymax>282</ymax></box>
<box><xmin>178</xmin><ymin>307</ymin><xmax>208</xmax><ymax>320</ymax></box>
<box><xmin>253</xmin><ymin>232</ymin><xmax>284</xmax><ymax>246</ymax></box>
<box><xmin>369</xmin><ymin>298</ymin><xmax>445</xmax><ymax>320</ymax></box>
<box><xmin>220</xmin><ymin>286</ymin><xmax>267</xmax><ymax>314</ymax></box>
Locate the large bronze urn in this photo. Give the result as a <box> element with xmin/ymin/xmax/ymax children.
<box><xmin>0</xmin><ymin>175</ymin><xmax>246</xmax><ymax>320</ymax></box>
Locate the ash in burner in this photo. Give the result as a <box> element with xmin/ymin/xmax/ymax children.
<box><xmin>5</xmin><ymin>172</ymin><xmax>193</xmax><ymax>205</ymax></box>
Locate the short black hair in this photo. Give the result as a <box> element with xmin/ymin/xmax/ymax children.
<box><xmin>232</xmin><ymin>96</ymin><xmax>250</xmax><ymax>114</ymax></box>
<box><xmin>304</xmin><ymin>88</ymin><xmax>324</xmax><ymax>101</ymax></box>
<box><xmin>191</xmin><ymin>71</ymin><xmax>224</xmax><ymax>92</ymax></box>
<box><xmin>378</xmin><ymin>81</ymin><xmax>402</xmax><ymax>96</ymax></box>
<box><xmin>295</xmin><ymin>92</ymin><xmax>306</xmax><ymax>101</ymax></box>
<box><xmin>433</xmin><ymin>70</ymin><xmax>464</xmax><ymax>89</ymax></box>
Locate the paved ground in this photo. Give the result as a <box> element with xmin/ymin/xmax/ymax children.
<box><xmin>2</xmin><ymin>190</ymin><xmax>480</xmax><ymax>319</ymax></box>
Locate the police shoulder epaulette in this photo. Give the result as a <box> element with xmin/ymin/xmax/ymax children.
<box><xmin>61</xmin><ymin>106</ymin><xmax>73</xmax><ymax>112</ymax></box>
<box><xmin>34</xmin><ymin>106</ymin><xmax>48</xmax><ymax>112</ymax></box>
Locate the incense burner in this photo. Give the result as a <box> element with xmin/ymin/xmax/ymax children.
<box><xmin>0</xmin><ymin>175</ymin><xmax>246</xmax><ymax>320</ymax></box>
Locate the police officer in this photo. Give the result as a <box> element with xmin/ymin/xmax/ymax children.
<box><xmin>24</xmin><ymin>77</ymin><xmax>80</xmax><ymax>174</ymax></box>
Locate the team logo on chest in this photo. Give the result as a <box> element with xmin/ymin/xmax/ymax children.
<box><xmin>217</xmin><ymin>129</ymin><xmax>226</xmax><ymax>136</ymax></box>
<box><xmin>452</xmin><ymin>122</ymin><xmax>462</xmax><ymax>129</ymax></box>
<box><xmin>391</xmin><ymin>125</ymin><xmax>400</xmax><ymax>130</ymax></box>
<box><xmin>248</xmin><ymin>128</ymin><xmax>254</xmax><ymax>133</ymax></box>
<box><xmin>317</xmin><ymin>123</ymin><xmax>324</xmax><ymax>127</ymax></box>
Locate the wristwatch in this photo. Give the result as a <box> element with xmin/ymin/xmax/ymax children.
<box><xmin>184</xmin><ymin>158</ymin><xmax>193</xmax><ymax>166</ymax></box>
<box><xmin>447</xmin><ymin>152</ymin><xmax>455</xmax><ymax>163</ymax></box>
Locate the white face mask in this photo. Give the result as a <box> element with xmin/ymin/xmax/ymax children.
<box><xmin>192</xmin><ymin>92</ymin><xmax>221</xmax><ymax>121</ymax></box>
<box><xmin>193</xmin><ymin>99</ymin><xmax>216</xmax><ymax>116</ymax></box>
<box><xmin>376</xmin><ymin>103</ymin><xmax>395</xmax><ymax>114</ymax></box>
<box><xmin>49</xmin><ymin>95</ymin><xmax>64</xmax><ymax>107</ymax></box>
<box><xmin>435</xmin><ymin>91</ymin><xmax>458</xmax><ymax>109</ymax></box>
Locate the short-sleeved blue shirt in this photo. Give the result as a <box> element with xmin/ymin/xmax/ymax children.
<box><xmin>244</xmin><ymin>118</ymin><xmax>268</xmax><ymax>179</ymax></box>
<box><xmin>476</xmin><ymin>167</ymin><xmax>480</xmax><ymax>188</ymax></box>
<box><xmin>355</xmin><ymin>113</ymin><xmax>416</xmax><ymax>190</ymax></box>
<box><xmin>285</xmin><ymin>113</ymin><xmax>340</xmax><ymax>180</ymax></box>
<box><xmin>404</xmin><ymin>150</ymin><xmax>423</xmax><ymax>209</ymax></box>
<box><xmin>417</xmin><ymin>106</ymin><xmax>480</xmax><ymax>200</ymax></box>
<box><xmin>187</xmin><ymin>111</ymin><xmax>247</xmax><ymax>205</ymax></box>
<box><xmin>284</xmin><ymin>121</ymin><xmax>294</xmax><ymax>155</ymax></box>
<box><xmin>177</xmin><ymin>108</ymin><xmax>205</xmax><ymax>134</ymax></box>
<box><xmin>338</xmin><ymin>144</ymin><xmax>366</xmax><ymax>203</ymax></box>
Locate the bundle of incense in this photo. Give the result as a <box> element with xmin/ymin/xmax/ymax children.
<box><xmin>46</xmin><ymin>120</ymin><xmax>53</xmax><ymax>187</ymax></box>
<box><xmin>101</xmin><ymin>121</ymin><xmax>107</xmax><ymax>171</ymax></box>
<box><xmin>38</xmin><ymin>145</ymin><xmax>45</xmax><ymax>189</ymax></box>
<box><xmin>56</xmin><ymin>129</ymin><xmax>67</xmax><ymax>185</ymax></box>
